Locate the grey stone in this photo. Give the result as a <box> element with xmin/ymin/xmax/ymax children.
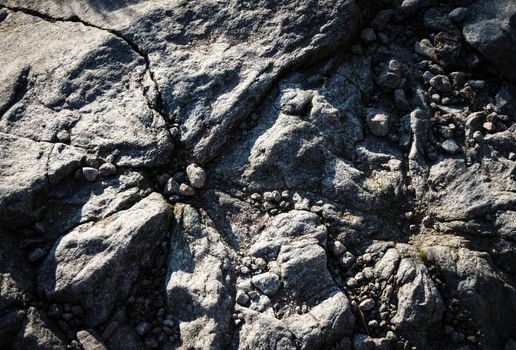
<box><xmin>366</xmin><ymin>112</ymin><xmax>390</xmax><ymax>136</ymax></box>
<box><xmin>38</xmin><ymin>193</ymin><xmax>171</xmax><ymax>326</ymax></box>
<box><xmin>82</xmin><ymin>167</ymin><xmax>99</xmax><ymax>182</ymax></box>
<box><xmin>98</xmin><ymin>163</ymin><xmax>116</xmax><ymax>177</ymax></box>
<box><xmin>449</xmin><ymin>7</ymin><xmax>469</xmax><ymax>22</ymax></box>
<box><xmin>186</xmin><ymin>163</ymin><xmax>206</xmax><ymax>189</ymax></box>
<box><xmin>441</xmin><ymin>139</ymin><xmax>460</xmax><ymax>154</ymax></box>
<box><xmin>77</xmin><ymin>329</ymin><xmax>107</xmax><ymax>350</ymax></box>
<box><xmin>429</xmin><ymin>75</ymin><xmax>452</xmax><ymax>92</ymax></box>
<box><xmin>251</xmin><ymin>272</ymin><xmax>281</xmax><ymax>296</ymax></box>
<box><xmin>359</xmin><ymin>298</ymin><xmax>375</xmax><ymax>311</ymax></box>
<box><xmin>179</xmin><ymin>183</ymin><xmax>196</xmax><ymax>196</ymax></box>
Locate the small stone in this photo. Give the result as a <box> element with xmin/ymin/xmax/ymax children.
<box><xmin>353</xmin><ymin>333</ymin><xmax>374</xmax><ymax>350</ymax></box>
<box><xmin>509</xmin><ymin>152</ymin><xmax>516</xmax><ymax>161</ymax></box>
<box><xmin>77</xmin><ymin>329</ymin><xmax>107</xmax><ymax>350</ymax></box>
<box><xmin>250</xmin><ymin>193</ymin><xmax>261</xmax><ymax>201</ymax></box>
<box><xmin>482</xmin><ymin>122</ymin><xmax>495</xmax><ymax>132</ymax></box>
<box><xmin>339</xmin><ymin>252</ymin><xmax>356</xmax><ymax>268</ymax></box>
<box><xmin>251</xmin><ymin>272</ymin><xmax>281</xmax><ymax>296</ymax></box>
<box><xmin>359</xmin><ymin>298</ymin><xmax>375</xmax><ymax>311</ymax></box>
<box><xmin>56</xmin><ymin>130</ymin><xmax>70</xmax><ymax>142</ymax></box>
<box><xmin>451</xmin><ymin>331</ymin><xmax>465</xmax><ymax>344</ymax></box>
<box><xmin>82</xmin><ymin>167</ymin><xmax>98</xmax><ymax>182</ymax></box>
<box><xmin>346</xmin><ymin>277</ymin><xmax>358</xmax><ymax>288</ymax></box>
<box><xmin>368</xmin><ymin>320</ymin><xmax>379</xmax><ymax>328</ymax></box>
<box><xmin>360</xmin><ymin>28</ymin><xmax>376</xmax><ymax>43</ymax></box>
<box><xmin>186</xmin><ymin>164</ymin><xmax>206</xmax><ymax>188</ymax></box>
<box><xmin>473</xmin><ymin>131</ymin><xmax>483</xmax><ymax>142</ymax></box>
<box><xmin>386</xmin><ymin>331</ymin><xmax>397</xmax><ymax>342</ymax></box>
<box><xmin>98</xmin><ymin>163</ymin><xmax>116</xmax><ymax>177</ymax></box>
<box><xmin>366</xmin><ymin>113</ymin><xmax>390</xmax><ymax>136</ymax></box>
<box><xmin>449</xmin><ymin>7</ymin><xmax>468</xmax><ymax>23</ymax></box>
<box><xmin>409</xmin><ymin>224</ymin><xmax>417</xmax><ymax>231</ymax></box>
<box><xmin>330</xmin><ymin>240</ymin><xmax>346</xmax><ymax>256</ymax></box>
<box><xmin>163</xmin><ymin>319</ymin><xmax>174</xmax><ymax>328</ymax></box>
<box><xmin>136</xmin><ymin>321</ymin><xmax>151</xmax><ymax>336</ymax></box>
<box><xmin>164</xmin><ymin>178</ymin><xmax>180</xmax><ymax>195</ymax></box>
<box><xmin>179</xmin><ymin>183</ymin><xmax>196</xmax><ymax>196</ymax></box>
<box><xmin>236</xmin><ymin>290</ymin><xmax>250</xmax><ymax>305</ymax></box>
<box><xmin>101</xmin><ymin>321</ymin><xmax>119</xmax><ymax>341</ymax></box>
<box><xmin>404</xmin><ymin>211</ymin><xmax>414</xmax><ymax>221</ymax></box>
<box><xmin>429</xmin><ymin>75</ymin><xmax>452</xmax><ymax>92</ymax></box>
<box><xmin>468</xmin><ymin>80</ymin><xmax>485</xmax><ymax>89</ymax></box>
<box><xmin>441</xmin><ymin>139</ymin><xmax>460</xmax><ymax>154</ymax></box>
<box><xmin>28</xmin><ymin>247</ymin><xmax>47</xmax><ymax>262</ymax></box>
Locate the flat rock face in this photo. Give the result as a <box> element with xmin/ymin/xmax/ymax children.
<box><xmin>0</xmin><ymin>0</ymin><xmax>516</xmax><ymax>349</ymax></box>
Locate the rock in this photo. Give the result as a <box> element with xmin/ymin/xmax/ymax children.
<box><xmin>56</xmin><ymin>130</ymin><xmax>70</xmax><ymax>143</ymax></box>
<box><xmin>10</xmin><ymin>307</ymin><xmax>66</xmax><ymax>350</ymax></box>
<box><xmin>366</xmin><ymin>112</ymin><xmax>390</xmax><ymax>137</ymax></box>
<box><xmin>186</xmin><ymin>163</ymin><xmax>207</xmax><ymax>188</ymax></box>
<box><xmin>38</xmin><ymin>193</ymin><xmax>172</xmax><ymax>325</ymax></box>
<box><xmin>429</xmin><ymin>75</ymin><xmax>452</xmax><ymax>92</ymax></box>
<box><xmin>179</xmin><ymin>183</ymin><xmax>196</xmax><ymax>196</ymax></box>
<box><xmin>360</xmin><ymin>28</ymin><xmax>377</xmax><ymax>43</ymax></box>
<box><xmin>82</xmin><ymin>167</ymin><xmax>99</xmax><ymax>182</ymax></box>
<box><xmin>359</xmin><ymin>298</ymin><xmax>375</xmax><ymax>311</ymax></box>
<box><xmin>449</xmin><ymin>7</ymin><xmax>469</xmax><ymax>22</ymax></box>
<box><xmin>353</xmin><ymin>333</ymin><xmax>374</xmax><ymax>350</ymax></box>
<box><xmin>392</xmin><ymin>258</ymin><xmax>444</xmax><ymax>338</ymax></box>
<box><xmin>135</xmin><ymin>321</ymin><xmax>151</xmax><ymax>336</ymax></box>
<box><xmin>441</xmin><ymin>139</ymin><xmax>460</xmax><ymax>154</ymax></box>
<box><xmin>251</xmin><ymin>272</ymin><xmax>281</xmax><ymax>296</ymax></box>
<box><xmin>77</xmin><ymin>329</ymin><xmax>107</xmax><ymax>350</ymax></box>
<box><xmin>28</xmin><ymin>247</ymin><xmax>47</xmax><ymax>262</ymax></box>
<box><xmin>236</xmin><ymin>290</ymin><xmax>250</xmax><ymax>306</ymax></box>
<box><xmin>101</xmin><ymin>321</ymin><xmax>119</xmax><ymax>341</ymax></box>
<box><xmin>166</xmin><ymin>204</ymin><xmax>234</xmax><ymax>349</ymax></box>
<box><xmin>98</xmin><ymin>163</ymin><xmax>116</xmax><ymax>177</ymax></box>
<box><xmin>463</xmin><ymin>0</ymin><xmax>516</xmax><ymax>83</ymax></box>
<box><xmin>372</xmin><ymin>10</ymin><xmax>394</xmax><ymax>32</ymax></box>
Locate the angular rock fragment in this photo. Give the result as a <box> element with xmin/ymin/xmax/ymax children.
<box><xmin>38</xmin><ymin>193</ymin><xmax>171</xmax><ymax>325</ymax></box>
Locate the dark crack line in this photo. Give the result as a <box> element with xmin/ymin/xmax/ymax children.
<box><xmin>0</xmin><ymin>5</ymin><xmax>169</xmax><ymax>124</ymax></box>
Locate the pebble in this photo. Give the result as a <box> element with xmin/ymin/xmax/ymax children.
<box><xmin>473</xmin><ymin>131</ymin><xmax>483</xmax><ymax>142</ymax></box>
<box><xmin>28</xmin><ymin>247</ymin><xmax>47</xmax><ymax>262</ymax></box>
<box><xmin>98</xmin><ymin>163</ymin><xmax>116</xmax><ymax>177</ymax></box>
<box><xmin>56</xmin><ymin>130</ymin><xmax>70</xmax><ymax>142</ymax></box>
<box><xmin>509</xmin><ymin>152</ymin><xmax>516</xmax><ymax>161</ymax></box>
<box><xmin>186</xmin><ymin>164</ymin><xmax>206</xmax><ymax>188</ymax></box>
<box><xmin>449</xmin><ymin>7</ymin><xmax>468</xmax><ymax>23</ymax></box>
<box><xmin>82</xmin><ymin>167</ymin><xmax>98</xmax><ymax>182</ymax></box>
<box><xmin>468</xmin><ymin>80</ymin><xmax>485</xmax><ymax>89</ymax></box>
<box><xmin>360</xmin><ymin>28</ymin><xmax>376</xmax><ymax>43</ymax></box>
<box><xmin>346</xmin><ymin>278</ymin><xmax>358</xmax><ymax>288</ymax></box>
<box><xmin>368</xmin><ymin>320</ymin><xmax>379</xmax><ymax>328</ymax></box>
<box><xmin>251</xmin><ymin>272</ymin><xmax>281</xmax><ymax>296</ymax></box>
<box><xmin>76</xmin><ymin>329</ymin><xmax>107</xmax><ymax>350</ymax></box>
<box><xmin>330</xmin><ymin>240</ymin><xmax>346</xmax><ymax>256</ymax></box>
<box><xmin>366</xmin><ymin>113</ymin><xmax>390</xmax><ymax>136</ymax></box>
<box><xmin>101</xmin><ymin>321</ymin><xmax>119</xmax><ymax>341</ymax></box>
<box><xmin>136</xmin><ymin>321</ymin><xmax>151</xmax><ymax>336</ymax></box>
<box><xmin>482</xmin><ymin>122</ymin><xmax>495</xmax><ymax>132</ymax></box>
<box><xmin>442</xmin><ymin>139</ymin><xmax>460</xmax><ymax>154</ymax></box>
<box><xmin>236</xmin><ymin>290</ymin><xmax>250</xmax><ymax>305</ymax></box>
<box><xmin>359</xmin><ymin>298</ymin><xmax>375</xmax><ymax>311</ymax></box>
<box><xmin>179</xmin><ymin>183</ymin><xmax>196</xmax><ymax>196</ymax></box>
<box><xmin>451</xmin><ymin>331</ymin><xmax>465</xmax><ymax>344</ymax></box>
<box><xmin>429</xmin><ymin>75</ymin><xmax>452</xmax><ymax>92</ymax></box>
<box><xmin>164</xmin><ymin>178</ymin><xmax>180</xmax><ymax>195</ymax></box>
